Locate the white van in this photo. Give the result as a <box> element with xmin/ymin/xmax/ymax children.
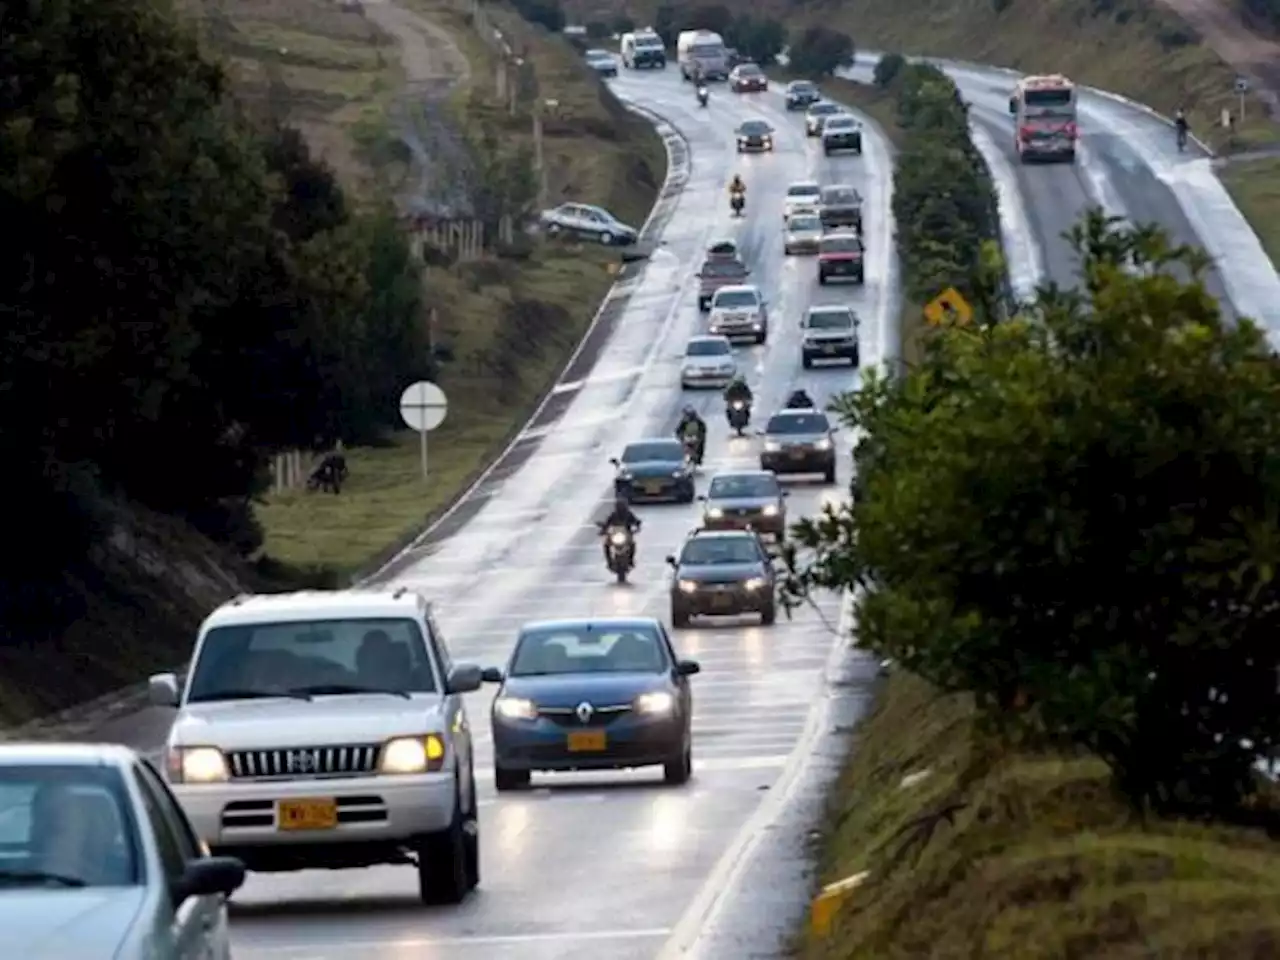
<box><xmin>620</xmin><ymin>29</ymin><xmax>666</xmax><ymax>69</ymax></box>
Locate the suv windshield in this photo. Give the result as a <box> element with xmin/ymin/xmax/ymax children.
<box><xmin>509</xmin><ymin>625</ymin><xmax>666</xmax><ymax>676</ymax></box>
<box><xmin>0</xmin><ymin>764</ymin><xmax>141</xmax><ymax>888</ymax></box>
<box><xmin>680</xmin><ymin>537</ymin><xmax>762</xmax><ymax>565</ymax></box>
<box><xmin>767</xmin><ymin>413</ymin><xmax>830</xmax><ymax>434</ymax></box>
<box><xmin>186</xmin><ymin>618</ymin><xmax>437</xmax><ymax>702</ymax></box>
<box><xmin>790</xmin><ymin>215</ymin><xmax>821</xmax><ymax>232</ymax></box>
<box><xmin>708</xmin><ymin>474</ymin><xmax>779</xmax><ymax>498</ymax></box>
<box><xmin>623</xmin><ymin>440</ymin><xmax>684</xmax><ymax>462</ymax></box>
<box><xmin>713</xmin><ymin>290</ymin><xmax>759</xmax><ymax>309</ymax></box>
<box><xmin>810</xmin><ymin>102</ymin><xmax>840</xmax><ymax>115</ymax></box>
<box><xmin>807</xmin><ymin>309</ymin><xmax>855</xmax><ymax>329</ymax></box>
<box><xmin>825</xmin><ymin>117</ymin><xmax>855</xmax><ymax>130</ymax></box>
<box><xmin>686</xmin><ymin>339</ymin><xmax>730</xmax><ymax>357</ymax></box>
<box><xmin>820</xmin><ymin>236</ymin><xmax>862</xmax><ymax>254</ymax></box>
<box><xmin>700</xmin><ymin>259</ymin><xmax>747</xmax><ymax>278</ymax></box>
<box><xmin>821</xmin><ymin>188</ymin><xmax>858</xmax><ymax>205</ymax></box>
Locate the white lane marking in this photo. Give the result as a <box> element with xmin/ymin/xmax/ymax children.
<box><xmin>550</xmin><ymin>365</ymin><xmax>649</xmax><ymax>394</ymax></box>
<box><xmin>968</xmin><ymin>120</ymin><xmax>1044</xmax><ymax>300</ymax></box>
<box><xmin>472</xmin><ymin>756</ymin><xmax>789</xmax><ymax>781</ymax></box>
<box><xmin>239</xmin><ymin>927</ymin><xmax>673</xmax><ymax>955</ymax></box>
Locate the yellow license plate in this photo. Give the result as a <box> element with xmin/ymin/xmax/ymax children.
<box><xmin>643</xmin><ymin>480</ymin><xmax>663</xmax><ymax>493</ymax></box>
<box><xmin>567</xmin><ymin>730</ymin><xmax>607</xmax><ymax>752</ymax></box>
<box><xmin>789</xmin><ymin>449</ymin><xmax>805</xmax><ymax>459</ymax></box>
<box><xmin>711</xmin><ymin>591</ymin><xmax>734</xmax><ymax>607</ymax></box>
<box><xmin>277</xmin><ymin>798</ymin><xmax>338</xmax><ymax>831</ymax></box>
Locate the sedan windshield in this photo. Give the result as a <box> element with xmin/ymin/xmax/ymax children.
<box><xmin>821</xmin><ymin>188</ymin><xmax>858</xmax><ymax>205</ymax></box>
<box><xmin>680</xmin><ymin>537</ymin><xmax>762</xmax><ymax>565</ymax></box>
<box><xmin>820</xmin><ymin>236</ymin><xmax>862</xmax><ymax>254</ymax></box>
<box><xmin>713</xmin><ymin>290</ymin><xmax>760</xmax><ymax>309</ymax></box>
<box><xmin>787</xmin><ymin>184</ymin><xmax>820</xmax><ymax>198</ymax></box>
<box><xmin>509</xmin><ymin>625</ymin><xmax>667</xmax><ymax>675</ymax></box>
<box><xmin>700</xmin><ymin>259</ymin><xmax>747</xmax><ymax>278</ymax></box>
<box><xmin>186</xmin><ymin>618</ymin><xmax>437</xmax><ymax>702</ymax></box>
<box><xmin>767</xmin><ymin>413</ymin><xmax>831</xmax><ymax>434</ymax></box>
<box><xmin>686</xmin><ymin>339</ymin><xmax>731</xmax><ymax>357</ymax></box>
<box><xmin>708</xmin><ymin>474</ymin><xmax>779</xmax><ymax>499</ymax></box>
<box><xmin>0</xmin><ymin>765</ymin><xmax>141</xmax><ymax>888</ymax></box>
<box><xmin>739</xmin><ymin>122</ymin><xmax>770</xmax><ymax>136</ymax></box>
<box><xmin>825</xmin><ymin>117</ymin><xmax>855</xmax><ymax>130</ymax></box>
<box><xmin>789</xmin><ymin>216</ymin><xmax>821</xmax><ymax>232</ymax></box>
<box><xmin>790</xmin><ymin>82</ymin><xmax>816</xmax><ymax>94</ymax></box>
<box><xmin>737</xmin><ymin>64</ymin><xmax>762</xmax><ymax>76</ymax></box>
<box><xmin>810</xmin><ymin>102</ymin><xmax>840</xmax><ymax>115</ymax></box>
<box><xmin>623</xmin><ymin>440</ymin><xmax>684</xmax><ymax>462</ymax></box>
<box><xmin>807</xmin><ymin>309</ymin><xmax>855</xmax><ymax>329</ymax></box>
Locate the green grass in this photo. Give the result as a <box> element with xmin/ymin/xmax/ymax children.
<box><xmin>1221</xmin><ymin>156</ymin><xmax>1280</xmax><ymax>266</ymax></box>
<box><xmin>798</xmin><ymin>670</ymin><xmax>1280</xmax><ymax>959</ymax></box>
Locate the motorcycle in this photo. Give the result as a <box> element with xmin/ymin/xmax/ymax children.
<box><xmin>601</xmin><ymin>524</ymin><xmax>636</xmax><ymax>584</ymax></box>
<box><xmin>726</xmin><ymin>399</ymin><xmax>751</xmax><ymax>435</ymax></box>
<box><xmin>697</xmin><ymin>86</ymin><xmax>709</xmax><ymax>108</ymax></box>
<box><xmin>730</xmin><ymin>191</ymin><xmax>745</xmax><ymax>217</ymax></box>
<box><xmin>679</xmin><ymin>430</ymin><xmax>704</xmax><ymax>467</ymax></box>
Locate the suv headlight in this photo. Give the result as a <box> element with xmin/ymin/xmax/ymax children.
<box><xmin>636</xmin><ymin>691</ymin><xmax>675</xmax><ymax>715</ymax></box>
<box><xmin>706</xmin><ymin>507</ymin><xmax>724</xmax><ymax>518</ymax></box>
<box><xmin>494</xmin><ymin>696</ymin><xmax>538</xmax><ymax>721</ymax></box>
<box><xmin>814</xmin><ymin>438</ymin><xmax>832</xmax><ymax>451</ymax></box>
<box><xmin>379</xmin><ymin>735</ymin><xmax>447</xmax><ymax>774</ymax></box>
<box><xmin>744</xmin><ymin>577</ymin><xmax>767</xmax><ymax>591</ymax></box>
<box><xmin>167</xmin><ymin>746</ymin><xmax>229</xmax><ymax>784</ymax></box>
<box><xmin>678</xmin><ymin>579</ymin><xmax>699</xmax><ymax>593</ymax></box>
<box><xmin>762</xmin><ymin>504</ymin><xmax>779</xmax><ymax>516</ymax></box>
<box><xmin>765</xmin><ymin>440</ymin><xmax>782</xmax><ymax>452</ymax></box>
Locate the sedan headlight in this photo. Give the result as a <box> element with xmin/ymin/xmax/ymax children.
<box><xmin>764</xmin><ymin>440</ymin><xmax>782</xmax><ymax>452</ymax></box>
<box><xmin>678</xmin><ymin>579</ymin><xmax>700</xmax><ymax>593</ymax></box>
<box><xmin>636</xmin><ymin>691</ymin><xmax>676</xmax><ymax>715</ymax></box>
<box><xmin>814</xmin><ymin>438</ymin><xmax>832</xmax><ymax>451</ymax></box>
<box><xmin>706</xmin><ymin>507</ymin><xmax>724</xmax><ymax>518</ymax></box>
<box><xmin>762</xmin><ymin>504</ymin><xmax>779</xmax><ymax>517</ymax></box>
<box><xmin>494</xmin><ymin>697</ymin><xmax>538</xmax><ymax>721</ymax></box>
<box><xmin>617</xmin><ymin>469</ymin><xmax>633</xmax><ymax>480</ymax></box>
<box><xmin>763</xmin><ymin>137</ymin><xmax>773</xmax><ymax>148</ymax></box>
<box><xmin>379</xmin><ymin>735</ymin><xmax>447</xmax><ymax>774</ymax></box>
<box><xmin>166</xmin><ymin>746</ymin><xmax>229</xmax><ymax>784</ymax></box>
<box><xmin>671</xmin><ymin>470</ymin><xmax>685</xmax><ymax>478</ymax></box>
<box><xmin>744</xmin><ymin>577</ymin><xmax>767</xmax><ymax>591</ymax></box>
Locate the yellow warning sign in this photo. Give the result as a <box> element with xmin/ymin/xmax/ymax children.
<box><xmin>923</xmin><ymin>287</ymin><xmax>973</xmax><ymax>327</ymax></box>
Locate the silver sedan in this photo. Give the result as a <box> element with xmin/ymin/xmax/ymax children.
<box><xmin>784</xmin><ymin>213</ymin><xmax>824</xmax><ymax>255</ymax></box>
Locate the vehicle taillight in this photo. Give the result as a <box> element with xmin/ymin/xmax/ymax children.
<box><xmin>1019</xmin><ymin>126</ymin><xmax>1034</xmax><ymax>139</ymax></box>
<box><xmin>1066</xmin><ymin>122</ymin><xmax>1079</xmax><ymax>139</ymax></box>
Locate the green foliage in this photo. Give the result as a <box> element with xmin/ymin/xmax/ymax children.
<box><xmin>732</xmin><ymin>16</ymin><xmax>787</xmax><ymax>66</ymax></box>
<box><xmin>1239</xmin><ymin>0</ymin><xmax>1280</xmax><ymax>31</ymax></box>
<box><xmin>647</xmin><ymin>5</ymin><xmax>788</xmax><ymax>65</ymax></box>
<box><xmin>873</xmin><ymin>53</ymin><xmax>905</xmax><ymax>88</ymax></box>
<box><xmin>0</xmin><ymin>0</ymin><xmax>429</xmax><ymax>615</ymax></box>
<box><xmin>888</xmin><ymin>64</ymin><xmax>1003</xmax><ymax>321</ymax></box>
<box><xmin>509</xmin><ymin>0</ymin><xmax>566</xmax><ymax>33</ymax></box>
<box><xmin>787</xmin><ymin>26</ymin><xmax>855</xmax><ymax>79</ymax></box>
<box><xmin>783</xmin><ymin>211</ymin><xmax>1280</xmax><ymax>822</ymax></box>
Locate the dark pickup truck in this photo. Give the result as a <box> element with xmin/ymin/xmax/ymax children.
<box><xmin>818</xmin><ymin>185</ymin><xmax>863</xmax><ymax>233</ymax></box>
<box><xmin>817</xmin><ymin>232</ymin><xmax>865</xmax><ymax>285</ymax></box>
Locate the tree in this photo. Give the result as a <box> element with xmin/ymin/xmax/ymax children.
<box><xmin>873</xmin><ymin>52</ymin><xmax>905</xmax><ymax>87</ymax></box>
<box><xmin>783</xmin><ymin>212</ymin><xmax>1280</xmax><ymax>820</ymax></box>
<box><xmin>733</xmin><ymin>16</ymin><xmax>787</xmax><ymax>65</ymax></box>
<box><xmin>261</xmin><ymin>123</ymin><xmax>348</xmax><ymax>244</ymax></box>
<box><xmin>653</xmin><ymin>4</ymin><xmax>678</xmax><ymax>46</ymax></box>
<box><xmin>787</xmin><ymin>26</ymin><xmax>854</xmax><ymax>78</ymax></box>
<box><xmin>509</xmin><ymin>0</ymin><xmax>564</xmax><ymax>32</ymax></box>
<box><xmin>685</xmin><ymin>4</ymin><xmax>735</xmax><ymax>36</ymax></box>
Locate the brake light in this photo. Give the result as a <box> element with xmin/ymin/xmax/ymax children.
<box><xmin>1066</xmin><ymin>122</ymin><xmax>1078</xmax><ymax>139</ymax></box>
<box><xmin>1019</xmin><ymin>126</ymin><xmax>1034</xmax><ymax>139</ymax></box>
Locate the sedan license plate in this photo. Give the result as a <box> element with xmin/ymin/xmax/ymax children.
<box><xmin>278</xmin><ymin>798</ymin><xmax>338</xmax><ymax>831</ymax></box>
<box><xmin>789</xmin><ymin>449</ymin><xmax>805</xmax><ymax>460</ymax></box>
<box><xmin>567</xmin><ymin>730</ymin><xmax>607</xmax><ymax>752</ymax></box>
<box><xmin>822</xmin><ymin>345</ymin><xmax>836</xmax><ymax>354</ymax></box>
<box><xmin>643</xmin><ymin>480</ymin><xmax>664</xmax><ymax>494</ymax></box>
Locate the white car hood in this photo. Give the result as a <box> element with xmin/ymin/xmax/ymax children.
<box><xmin>171</xmin><ymin>695</ymin><xmax>444</xmax><ymax>748</ymax></box>
<box><xmin>1</xmin><ymin>888</ymin><xmax>144</xmax><ymax>956</ymax></box>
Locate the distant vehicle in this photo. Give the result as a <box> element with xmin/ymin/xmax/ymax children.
<box><xmin>822</xmin><ymin>114</ymin><xmax>863</xmax><ymax>155</ymax></box>
<box><xmin>611</xmin><ymin>438</ymin><xmax>697</xmax><ymax>501</ymax></box>
<box><xmin>784</xmin><ymin>213</ymin><xmax>823</xmax><ymax>256</ymax></box>
<box><xmin>584</xmin><ymin>48</ymin><xmax>618</xmax><ymax>78</ymax></box>
<box><xmin>705</xmin><ymin>238</ymin><xmax>741</xmax><ymax>260</ymax></box>
<box><xmin>677</xmin><ymin>29</ymin><xmax>729</xmax><ymax>81</ymax></box>
<box><xmin>729</xmin><ymin>62</ymin><xmax>767</xmax><ymax>92</ymax></box>
<box><xmin>805</xmin><ymin>100</ymin><xmax>843</xmax><ymax>136</ymax></box>
<box><xmin>760</xmin><ymin>410</ymin><xmax>837</xmax><ymax>483</ymax></box>
<box><xmin>667</xmin><ymin>528</ymin><xmax>778</xmax><ymax>626</ymax></box>
<box><xmin>620</xmin><ymin>29</ymin><xmax>666</xmax><ymax>69</ymax></box>
<box><xmin>699</xmin><ymin>470</ymin><xmax>788</xmax><ymax>540</ymax></box>
<box><xmin>818</xmin><ymin>184</ymin><xmax>863</xmax><ymax>233</ymax></box>
<box><xmin>708</xmin><ymin>284</ymin><xmax>768</xmax><ymax>343</ymax></box>
<box><xmin>783</xmin><ymin>181</ymin><xmax>822</xmax><ymax>221</ymax></box>
<box><xmin>681</xmin><ymin>335</ymin><xmax>737</xmax><ymax>389</ymax></box>
<box><xmin>696</xmin><ymin>256</ymin><xmax>751</xmax><ymax>311</ymax></box>
<box><xmin>736</xmin><ymin>119</ymin><xmax>774</xmax><ymax>153</ymax></box>
<box><xmin>485</xmin><ymin>618</ymin><xmax>700</xmax><ymax>789</ymax></box>
<box><xmin>150</xmin><ymin>589</ymin><xmax>487</xmax><ymax>905</ymax></box>
<box><xmin>1009</xmin><ymin>73</ymin><xmax>1078</xmax><ymax>163</ymax></box>
<box><xmin>817</xmin><ymin>231</ymin><xmax>865</xmax><ymax>285</ymax></box>
<box><xmin>801</xmin><ymin>304</ymin><xmax>860</xmax><ymax>368</ymax></box>
<box><xmin>0</xmin><ymin>743</ymin><xmax>245</xmax><ymax>959</ymax></box>
<box><xmin>785</xmin><ymin>79</ymin><xmax>821</xmax><ymax>110</ymax></box>
<box><xmin>539</xmin><ymin>202</ymin><xmax>638</xmax><ymax>245</ymax></box>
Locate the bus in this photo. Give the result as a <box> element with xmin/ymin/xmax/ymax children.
<box><xmin>1008</xmin><ymin>74</ymin><xmax>1078</xmax><ymax>163</ymax></box>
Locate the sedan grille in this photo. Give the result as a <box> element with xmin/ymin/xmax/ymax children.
<box><xmin>227</xmin><ymin>744</ymin><xmax>380</xmax><ymax>780</ymax></box>
<box><xmin>539</xmin><ymin>704</ymin><xmax>631</xmax><ymax>728</ymax></box>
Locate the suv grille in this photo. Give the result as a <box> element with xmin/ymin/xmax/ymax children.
<box><xmin>227</xmin><ymin>744</ymin><xmax>381</xmax><ymax>780</ymax></box>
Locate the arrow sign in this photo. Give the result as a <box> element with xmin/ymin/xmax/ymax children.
<box><xmin>923</xmin><ymin>287</ymin><xmax>973</xmax><ymax>327</ymax></box>
<box><xmin>399</xmin><ymin>381</ymin><xmax>448</xmax><ymax>480</ymax></box>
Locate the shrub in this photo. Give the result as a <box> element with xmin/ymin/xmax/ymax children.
<box><xmin>788</xmin><ymin>25</ymin><xmax>855</xmax><ymax>78</ymax></box>
<box><xmin>873</xmin><ymin>52</ymin><xmax>905</xmax><ymax>87</ymax></box>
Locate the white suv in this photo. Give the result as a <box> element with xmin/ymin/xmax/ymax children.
<box><xmin>708</xmin><ymin>284</ymin><xmax>769</xmax><ymax>344</ymax></box>
<box><xmin>148</xmin><ymin>588</ymin><xmax>485</xmax><ymax>905</ymax></box>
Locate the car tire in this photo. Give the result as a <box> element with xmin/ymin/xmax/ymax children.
<box><xmin>463</xmin><ymin>769</ymin><xmax>480</xmax><ymax>889</ymax></box>
<box><xmin>823</xmin><ymin>463</ymin><xmax>836</xmax><ymax>484</ymax></box>
<box><xmin>851</xmin><ymin>352</ymin><xmax>861</xmax><ymax>368</ymax></box>
<box><xmin>818</xmin><ymin>273</ymin><xmax>827</xmax><ymax>285</ymax></box>
<box><xmin>760</xmin><ymin>601</ymin><xmax>777</xmax><ymax>626</ymax></box>
<box><xmin>802</xmin><ymin>354</ymin><xmax>813</xmax><ymax>369</ymax></box>
<box><xmin>599</xmin><ymin>230</ymin><xmax>614</xmax><ymax>245</ymax></box>
<box><xmin>755</xmin><ymin>331</ymin><xmax>766</xmax><ymax>345</ymax></box>
<box><xmin>416</xmin><ymin>781</ymin><xmax>471</xmax><ymax>905</ymax></box>
<box><xmin>494</xmin><ymin>763</ymin><xmax>530</xmax><ymax>792</ymax></box>
<box><xmin>823</xmin><ymin>146</ymin><xmax>832</xmax><ymax>155</ymax></box>
<box><xmin>664</xmin><ymin>744</ymin><xmax>693</xmax><ymax>785</ymax></box>
<box><xmin>672</xmin><ymin>606</ymin><xmax>690</xmax><ymax>628</ymax></box>
<box><xmin>547</xmin><ymin>223</ymin><xmax>561</xmax><ymax>237</ymax></box>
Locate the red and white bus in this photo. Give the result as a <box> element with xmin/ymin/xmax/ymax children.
<box><xmin>1008</xmin><ymin>74</ymin><xmax>1079</xmax><ymax>163</ymax></box>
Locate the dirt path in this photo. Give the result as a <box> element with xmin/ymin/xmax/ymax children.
<box><xmin>360</xmin><ymin>0</ymin><xmax>472</xmax><ymax>93</ymax></box>
<box><xmin>1154</xmin><ymin>0</ymin><xmax>1280</xmax><ymax>117</ymax></box>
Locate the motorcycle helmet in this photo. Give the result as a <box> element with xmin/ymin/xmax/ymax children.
<box><xmin>683</xmin><ymin>404</ymin><xmax>696</xmax><ymax>417</ymax></box>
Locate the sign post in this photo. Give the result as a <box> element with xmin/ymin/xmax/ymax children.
<box><xmin>399</xmin><ymin>381</ymin><xmax>448</xmax><ymax>481</ymax></box>
<box><xmin>923</xmin><ymin>287</ymin><xmax>973</xmax><ymax>327</ymax></box>
<box><xmin>1235</xmin><ymin>76</ymin><xmax>1249</xmax><ymax>123</ymax></box>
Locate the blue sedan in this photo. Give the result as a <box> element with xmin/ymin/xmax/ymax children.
<box><xmin>611</xmin><ymin>438</ymin><xmax>696</xmax><ymax>503</ymax></box>
<box><xmin>482</xmin><ymin>618</ymin><xmax>701</xmax><ymax>790</ymax></box>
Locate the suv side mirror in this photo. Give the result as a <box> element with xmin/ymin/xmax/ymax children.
<box><xmin>676</xmin><ymin>660</ymin><xmax>701</xmax><ymax>676</ymax></box>
<box><xmin>149</xmin><ymin>673</ymin><xmax>180</xmax><ymax>708</ymax></box>
<box><xmin>609</xmin><ymin>457</ymin><xmax>620</xmax><ymax>466</ymax></box>
<box><xmin>665</xmin><ymin>554</ymin><xmax>678</xmax><ymax>566</ymax></box>
<box><xmin>175</xmin><ymin>856</ymin><xmax>245</xmax><ymax>904</ymax></box>
<box><xmin>446</xmin><ymin>663</ymin><xmax>484</xmax><ymax>694</ymax></box>
<box><xmin>481</xmin><ymin>666</ymin><xmax>504</xmax><ymax>683</ymax></box>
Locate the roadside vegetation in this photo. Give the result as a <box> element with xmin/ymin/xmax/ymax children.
<box><xmin>1220</xmin><ymin>155</ymin><xmax>1280</xmax><ymax>264</ymax></box>
<box><xmin>784</xmin><ymin>211</ymin><xmax>1280</xmax><ymax>955</ymax></box>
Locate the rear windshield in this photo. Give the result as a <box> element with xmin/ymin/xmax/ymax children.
<box><xmin>821</xmin><ymin>188</ymin><xmax>859</xmax><ymax>205</ymax></box>
<box><xmin>767</xmin><ymin>413</ymin><xmax>830</xmax><ymax>434</ymax></box>
<box><xmin>686</xmin><ymin>339</ymin><xmax>731</xmax><ymax>357</ymax></box>
<box><xmin>825</xmin><ymin>117</ymin><xmax>856</xmax><ymax>130</ymax></box>
<box><xmin>1024</xmin><ymin>88</ymin><xmax>1072</xmax><ymax>107</ymax></box>
<box><xmin>623</xmin><ymin>440</ymin><xmax>684</xmax><ymax>462</ymax></box>
<box><xmin>636</xmin><ymin>36</ymin><xmax>664</xmax><ymax>49</ymax></box>
<box><xmin>807</xmin><ymin>309</ymin><xmax>855</xmax><ymax>329</ymax></box>
<box><xmin>713</xmin><ymin>289</ymin><xmax>759</xmax><ymax>308</ymax></box>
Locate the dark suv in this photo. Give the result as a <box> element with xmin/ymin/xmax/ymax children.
<box><xmin>667</xmin><ymin>529</ymin><xmax>777</xmax><ymax>627</ymax></box>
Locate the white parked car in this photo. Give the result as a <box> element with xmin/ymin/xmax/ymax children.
<box><xmin>0</xmin><ymin>743</ymin><xmax>244</xmax><ymax>958</ymax></box>
<box><xmin>681</xmin><ymin>335</ymin><xmax>737</xmax><ymax>388</ymax></box>
<box><xmin>539</xmin><ymin>202</ymin><xmax>638</xmax><ymax>245</ymax></box>
<box><xmin>149</xmin><ymin>589</ymin><xmax>487</xmax><ymax>905</ymax></box>
<box><xmin>784</xmin><ymin>213</ymin><xmax>823</xmax><ymax>255</ymax></box>
<box><xmin>783</xmin><ymin>181</ymin><xmax>822</xmax><ymax>221</ymax></box>
<box><xmin>708</xmin><ymin>284</ymin><xmax>769</xmax><ymax>343</ymax></box>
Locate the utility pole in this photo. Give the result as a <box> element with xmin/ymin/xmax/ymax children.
<box><xmin>533</xmin><ymin>102</ymin><xmax>547</xmax><ymax>210</ymax></box>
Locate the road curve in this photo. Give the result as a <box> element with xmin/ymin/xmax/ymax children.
<box><xmin>78</xmin><ymin>70</ymin><xmax>890</xmax><ymax>958</ymax></box>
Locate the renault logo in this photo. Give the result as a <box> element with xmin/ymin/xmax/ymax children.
<box><xmin>575</xmin><ymin>702</ymin><xmax>594</xmax><ymax>724</ymax></box>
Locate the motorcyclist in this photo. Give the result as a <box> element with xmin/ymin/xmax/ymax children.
<box><xmin>676</xmin><ymin>405</ymin><xmax>708</xmax><ymax>463</ymax></box>
<box><xmin>729</xmin><ymin>175</ymin><xmax>746</xmax><ymax>199</ymax></box>
<box><xmin>1174</xmin><ymin>108</ymin><xmax>1189</xmax><ymax>150</ymax></box>
<box><xmin>697</xmin><ymin>83</ymin><xmax>709</xmax><ymax>106</ymax></box>
<box><xmin>599</xmin><ymin>494</ymin><xmax>641</xmax><ymax>563</ymax></box>
<box><xmin>723</xmin><ymin>376</ymin><xmax>752</xmax><ymax>408</ymax></box>
<box><xmin>785</xmin><ymin>388</ymin><xmax>815</xmax><ymax>409</ymax></box>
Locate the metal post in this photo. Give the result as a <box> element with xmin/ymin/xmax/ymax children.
<box><xmin>533</xmin><ymin>105</ymin><xmax>547</xmax><ymax>209</ymax></box>
<box><xmin>419</xmin><ymin>428</ymin><xmax>428</xmax><ymax>481</ymax></box>
<box><xmin>1239</xmin><ymin>89</ymin><xmax>1246</xmax><ymax>123</ymax></box>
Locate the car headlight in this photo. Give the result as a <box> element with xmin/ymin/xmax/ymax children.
<box><xmin>815</xmin><ymin>438</ymin><xmax>832</xmax><ymax>451</ymax></box>
<box><xmin>762</xmin><ymin>505</ymin><xmax>779</xmax><ymax>517</ymax></box>
<box><xmin>678</xmin><ymin>579</ymin><xmax>700</xmax><ymax>593</ymax></box>
<box><xmin>494</xmin><ymin>697</ymin><xmax>538</xmax><ymax>721</ymax></box>
<box><xmin>706</xmin><ymin>507</ymin><xmax>724</xmax><ymax>518</ymax></box>
<box><xmin>737</xmin><ymin>138</ymin><xmax>746</xmax><ymax>146</ymax></box>
<box><xmin>744</xmin><ymin>577</ymin><xmax>767</xmax><ymax>591</ymax></box>
<box><xmin>765</xmin><ymin>440</ymin><xmax>782</xmax><ymax>452</ymax></box>
<box><xmin>636</xmin><ymin>691</ymin><xmax>676</xmax><ymax>715</ymax></box>
<box><xmin>610</xmin><ymin>531</ymin><xmax>629</xmax><ymax>545</ymax></box>
<box><xmin>671</xmin><ymin>470</ymin><xmax>685</xmax><ymax>478</ymax></box>
<box><xmin>379</xmin><ymin>735</ymin><xmax>446</xmax><ymax>774</ymax></box>
<box><xmin>617</xmin><ymin>469</ymin><xmax>633</xmax><ymax>479</ymax></box>
<box><xmin>166</xmin><ymin>746</ymin><xmax>228</xmax><ymax>784</ymax></box>
<box><xmin>763</xmin><ymin>137</ymin><xmax>772</xmax><ymax>147</ymax></box>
